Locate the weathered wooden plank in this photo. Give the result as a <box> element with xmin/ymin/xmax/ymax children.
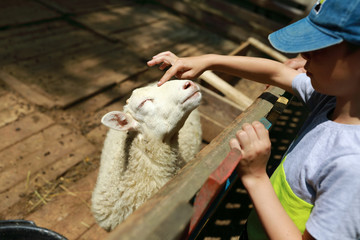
<box><xmin>1</xmin><ymin>20</ymin><xmax>146</xmax><ymax>108</ymax></box>
<box><xmin>106</xmin><ymin>86</ymin><xmax>285</xmax><ymax>240</ymax></box>
<box><xmin>0</xmin><ymin>143</ymin><xmax>96</xmax><ymax>218</ymax></box>
<box><xmin>0</xmin><ymin>0</ymin><xmax>59</xmax><ymax>28</ymax></box>
<box><xmin>248</xmin><ymin>0</ymin><xmax>304</xmax><ymax>19</ymax></box>
<box><xmin>0</xmin><ymin>22</ymin><xmax>94</xmax><ymax>65</ymax></box>
<box><xmin>145</xmin><ymin>202</ymin><xmax>193</xmax><ymax>240</ymax></box>
<box><xmin>198</xmin><ymin>87</ymin><xmax>242</xmax><ymax>128</ymax></box>
<box><xmin>114</xmin><ymin>17</ymin><xmax>237</xmax><ymax>58</ymax></box>
<box><xmin>0</xmin><ymin>71</ymin><xmax>56</xmax><ymax>108</ymax></box>
<box><xmin>0</xmin><ymin>132</ymin><xmax>89</xmax><ymax>193</ymax></box>
<box><xmin>76</xmin><ymin>224</ymin><xmax>108</xmax><ymax>240</ymax></box>
<box><xmin>37</xmin><ymin>0</ymin><xmax>135</xmax><ymax>14</ymax></box>
<box><xmin>0</xmin><ymin>124</ymin><xmax>71</xmax><ymax>172</ymax></box>
<box><xmin>25</xmin><ymin>169</ymin><xmax>102</xmax><ymax>240</ymax></box>
<box><xmin>49</xmin><ymin>201</ymin><xmax>95</xmax><ymax>240</ymax></box>
<box><xmin>0</xmin><ymin>104</ymin><xmax>34</xmax><ymax>129</ymax></box>
<box><xmin>0</xmin><ymin>19</ymin><xmax>69</xmax><ymax>41</ymax></box>
<box><xmin>199</xmin><ymin>113</ymin><xmax>226</xmax><ymax>144</ymax></box>
<box><xmin>0</xmin><ymin>112</ymin><xmax>54</xmax><ymax>151</ymax></box>
<box><xmin>200</xmin><ymin>71</ymin><xmax>253</xmax><ymax>110</ymax></box>
<box><xmin>0</xmin><ymin>93</ymin><xmax>34</xmax><ymax>128</ymax></box>
<box><xmin>116</xmin><ymin>19</ymin><xmax>200</xmax><ymax>52</ymax></box>
<box><xmin>153</xmin><ymin>0</ymin><xmax>282</xmax><ymax>43</ymax></box>
<box><xmin>73</xmin><ymin>4</ymin><xmax>166</xmax><ymax>41</ymax></box>
<box><xmin>0</xmin><ymin>93</ymin><xmax>23</xmax><ymax>111</ymax></box>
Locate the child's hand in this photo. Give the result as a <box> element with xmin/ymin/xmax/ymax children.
<box><xmin>229</xmin><ymin>121</ymin><xmax>271</xmax><ymax>187</ymax></box>
<box><xmin>284</xmin><ymin>55</ymin><xmax>307</xmax><ymax>73</ymax></box>
<box><xmin>147</xmin><ymin>51</ymin><xmax>206</xmax><ymax>86</ymax></box>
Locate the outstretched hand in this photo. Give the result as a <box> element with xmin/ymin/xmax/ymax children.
<box><xmin>147</xmin><ymin>51</ymin><xmax>207</xmax><ymax>86</ymax></box>
<box><xmin>229</xmin><ymin>121</ymin><xmax>271</xmax><ymax>187</ymax></box>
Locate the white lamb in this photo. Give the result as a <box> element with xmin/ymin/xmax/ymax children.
<box><xmin>91</xmin><ymin>80</ymin><xmax>202</xmax><ymax>231</ymax></box>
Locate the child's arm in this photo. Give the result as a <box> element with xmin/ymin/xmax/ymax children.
<box><xmin>147</xmin><ymin>51</ymin><xmax>299</xmax><ymax>94</ymax></box>
<box><xmin>230</xmin><ymin>122</ymin><xmax>315</xmax><ymax>240</ymax></box>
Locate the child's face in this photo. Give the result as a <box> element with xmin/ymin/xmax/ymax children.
<box><xmin>301</xmin><ymin>42</ymin><xmax>360</xmax><ymax>98</ymax></box>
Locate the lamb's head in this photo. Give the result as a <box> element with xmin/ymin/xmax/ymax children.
<box><xmin>101</xmin><ymin>80</ymin><xmax>202</xmax><ymax>141</ymax></box>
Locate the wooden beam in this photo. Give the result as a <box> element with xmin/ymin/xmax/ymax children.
<box><xmin>248</xmin><ymin>37</ymin><xmax>288</xmax><ymax>62</ymax></box>
<box><xmin>200</xmin><ymin>71</ymin><xmax>253</xmax><ymax>110</ymax></box>
<box><xmin>0</xmin><ymin>71</ymin><xmax>56</xmax><ymax>108</ymax></box>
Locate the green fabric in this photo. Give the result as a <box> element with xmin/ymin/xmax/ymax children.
<box><xmin>247</xmin><ymin>157</ymin><xmax>314</xmax><ymax>239</ymax></box>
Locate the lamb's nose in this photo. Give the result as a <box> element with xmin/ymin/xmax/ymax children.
<box><xmin>183</xmin><ymin>81</ymin><xmax>193</xmax><ymax>89</ymax></box>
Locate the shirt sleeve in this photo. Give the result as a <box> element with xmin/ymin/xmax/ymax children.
<box><xmin>291</xmin><ymin>73</ymin><xmax>331</xmax><ymax>112</ymax></box>
<box><xmin>306</xmin><ymin>155</ymin><xmax>360</xmax><ymax>240</ymax></box>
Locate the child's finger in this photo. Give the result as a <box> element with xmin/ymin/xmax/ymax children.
<box><xmin>229</xmin><ymin>138</ymin><xmax>241</xmax><ymax>151</ymax></box>
<box><xmin>153</xmin><ymin>51</ymin><xmax>177</xmax><ymax>59</ymax></box>
<box><xmin>235</xmin><ymin>129</ymin><xmax>250</xmax><ymax>151</ymax></box>
<box><xmin>252</xmin><ymin>121</ymin><xmax>270</xmax><ymax>143</ymax></box>
<box><xmin>158</xmin><ymin>65</ymin><xmax>183</xmax><ymax>85</ymax></box>
<box><xmin>239</xmin><ymin>123</ymin><xmax>259</xmax><ymax>151</ymax></box>
<box><xmin>147</xmin><ymin>54</ymin><xmax>178</xmax><ymax>68</ymax></box>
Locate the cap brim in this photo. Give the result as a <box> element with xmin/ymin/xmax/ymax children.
<box><xmin>269</xmin><ymin>17</ymin><xmax>343</xmax><ymax>53</ymax></box>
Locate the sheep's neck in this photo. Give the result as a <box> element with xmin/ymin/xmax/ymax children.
<box><xmin>128</xmin><ymin>136</ymin><xmax>183</xmax><ymax>179</ymax></box>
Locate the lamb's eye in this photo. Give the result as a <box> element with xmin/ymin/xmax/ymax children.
<box><xmin>138</xmin><ymin>99</ymin><xmax>153</xmax><ymax>109</ymax></box>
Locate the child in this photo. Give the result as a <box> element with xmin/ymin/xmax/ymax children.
<box><xmin>147</xmin><ymin>0</ymin><xmax>360</xmax><ymax>239</ymax></box>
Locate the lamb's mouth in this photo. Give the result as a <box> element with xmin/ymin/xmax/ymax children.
<box><xmin>182</xmin><ymin>90</ymin><xmax>201</xmax><ymax>104</ymax></box>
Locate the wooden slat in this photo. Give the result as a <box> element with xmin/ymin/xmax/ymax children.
<box><xmin>0</xmin><ymin>0</ymin><xmax>59</xmax><ymax>28</ymax></box>
<box><xmin>199</xmin><ymin>113</ymin><xmax>226</xmax><ymax>144</ymax></box>
<box><xmin>114</xmin><ymin>17</ymin><xmax>237</xmax><ymax>58</ymax></box>
<box><xmin>0</xmin><ymin>71</ymin><xmax>56</xmax><ymax>108</ymax></box>
<box><xmin>153</xmin><ymin>0</ymin><xmax>283</xmax><ymax>43</ymax></box>
<box><xmin>198</xmin><ymin>87</ymin><xmax>242</xmax><ymax>127</ymax></box>
<box><xmin>0</xmin><ymin>21</ymin><xmax>91</xmax><ymax>65</ymax></box>
<box><xmin>26</xmin><ymin>169</ymin><xmax>108</xmax><ymax>240</ymax></box>
<box><xmin>0</xmin><ymin>124</ymin><xmax>71</xmax><ymax>172</ymax></box>
<box><xmin>0</xmin><ymin>20</ymin><xmax>146</xmax><ymax>108</ymax></box>
<box><xmin>0</xmin><ymin>142</ymin><xmax>96</xmax><ymax>217</ymax></box>
<box><xmin>72</xmin><ymin>4</ymin><xmax>166</xmax><ymax>42</ymax></box>
<box><xmin>37</xmin><ymin>0</ymin><xmax>135</xmax><ymax>14</ymax></box>
<box><xmin>0</xmin><ymin>93</ymin><xmax>34</xmax><ymax>128</ymax></box>
<box><xmin>0</xmin><ymin>112</ymin><xmax>54</xmax><ymax>151</ymax></box>
<box><xmin>200</xmin><ymin>71</ymin><xmax>253</xmax><ymax>110</ymax></box>
<box><xmin>0</xmin><ymin>132</ymin><xmax>89</xmax><ymax>193</ymax></box>
<box><xmin>0</xmin><ymin>93</ymin><xmax>24</xmax><ymax>111</ymax></box>
<box><xmin>116</xmin><ymin>19</ymin><xmax>200</xmax><ymax>53</ymax></box>
<box><xmin>248</xmin><ymin>0</ymin><xmax>304</xmax><ymax>19</ymax></box>
<box><xmin>106</xmin><ymin>86</ymin><xmax>285</xmax><ymax>240</ymax></box>
<box><xmin>145</xmin><ymin>202</ymin><xmax>193</xmax><ymax>240</ymax></box>
<box><xmin>77</xmin><ymin>224</ymin><xmax>108</xmax><ymax>240</ymax></box>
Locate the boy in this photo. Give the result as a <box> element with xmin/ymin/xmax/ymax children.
<box><xmin>147</xmin><ymin>0</ymin><xmax>360</xmax><ymax>239</ymax></box>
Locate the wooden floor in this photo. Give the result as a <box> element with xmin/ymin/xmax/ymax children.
<box><xmin>0</xmin><ymin>0</ymin><xmax>309</xmax><ymax>239</ymax></box>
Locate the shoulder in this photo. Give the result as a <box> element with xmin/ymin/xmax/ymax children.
<box><xmin>292</xmin><ymin>73</ymin><xmax>334</xmax><ymax>110</ymax></box>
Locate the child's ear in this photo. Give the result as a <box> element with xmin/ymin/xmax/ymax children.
<box><xmin>101</xmin><ymin>111</ymin><xmax>139</xmax><ymax>131</ymax></box>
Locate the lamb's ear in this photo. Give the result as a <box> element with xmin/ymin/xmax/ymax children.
<box><xmin>101</xmin><ymin>111</ymin><xmax>139</xmax><ymax>131</ymax></box>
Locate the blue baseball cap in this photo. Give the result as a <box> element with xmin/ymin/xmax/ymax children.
<box><xmin>269</xmin><ymin>0</ymin><xmax>360</xmax><ymax>53</ymax></box>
